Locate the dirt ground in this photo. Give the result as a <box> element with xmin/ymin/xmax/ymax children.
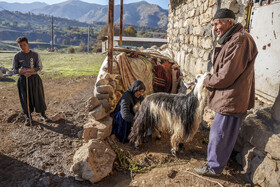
<box><xmin>0</xmin><ymin>76</ymin><xmax>251</xmax><ymax>187</ymax></box>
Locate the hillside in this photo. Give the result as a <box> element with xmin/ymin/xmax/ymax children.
<box><xmin>79</xmin><ymin>1</ymin><xmax>168</xmax><ymax>27</ymax></box>
<box><xmin>0</xmin><ymin>0</ymin><xmax>168</xmax><ymax>50</ymax></box>
<box><xmin>32</xmin><ymin>0</ymin><xmax>103</xmax><ymax>21</ymax></box>
<box><xmin>0</xmin><ymin>10</ymin><xmax>104</xmax><ymax>47</ymax></box>
<box><xmin>0</xmin><ymin>1</ymin><xmax>47</xmax><ymax>13</ymax></box>
<box><xmin>0</xmin><ymin>9</ymin><xmax>103</xmax><ymax>28</ymax></box>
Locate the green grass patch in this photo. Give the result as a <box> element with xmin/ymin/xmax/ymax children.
<box><xmin>41</xmin><ymin>53</ymin><xmax>105</xmax><ymax>78</ymax></box>
<box><xmin>110</xmin><ymin>140</ymin><xmax>157</xmax><ymax>178</ymax></box>
<box><xmin>0</xmin><ymin>52</ymin><xmax>105</xmax><ymax>80</ymax></box>
<box><xmin>108</xmin><ymin>138</ymin><xmax>189</xmax><ymax>179</ymax></box>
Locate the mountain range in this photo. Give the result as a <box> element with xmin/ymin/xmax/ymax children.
<box><xmin>0</xmin><ymin>0</ymin><xmax>168</xmax><ymax>27</ymax></box>
<box><xmin>0</xmin><ymin>1</ymin><xmax>47</xmax><ymax>13</ymax></box>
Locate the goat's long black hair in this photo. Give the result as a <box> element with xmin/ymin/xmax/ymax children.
<box><xmin>129</xmin><ymin>89</ymin><xmax>198</xmax><ymax>144</ymax></box>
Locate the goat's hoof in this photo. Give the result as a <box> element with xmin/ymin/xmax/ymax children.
<box><xmin>171</xmin><ymin>148</ymin><xmax>177</xmax><ymax>157</ymax></box>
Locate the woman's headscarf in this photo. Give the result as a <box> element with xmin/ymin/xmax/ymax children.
<box><xmin>110</xmin><ymin>80</ymin><xmax>145</xmax><ymax>119</ymax></box>
<box><xmin>127</xmin><ymin>80</ymin><xmax>146</xmax><ymax>94</ymax></box>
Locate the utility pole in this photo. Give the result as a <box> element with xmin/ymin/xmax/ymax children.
<box><xmin>108</xmin><ymin>0</ymin><xmax>114</xmax><ymax>74</ymax></box>
<box><xmin>51</xmin><ymin>16</ymin><xmax>54</xmax><ymax>52</ymax></box>
<box><xmin>87</xmin><ymin>25</ymin><xmax>90</xmax><ymax>53</ymax></box>
<box><xmin>120</xmin><ymin>0</ymin><xmax>123</xmax><ymax>46</ymax></box>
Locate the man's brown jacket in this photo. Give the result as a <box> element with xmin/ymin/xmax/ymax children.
<box><xmin>203</xmin><ymin>23</ymin><xmax>258</xmax><ymax>115</ymax></box>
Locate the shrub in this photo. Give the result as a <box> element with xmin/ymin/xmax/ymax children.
<box><xmin>79</xmin><ymin>41</ymin><xmax>87</xmax><ymax>52</ymax></box>
<box><xmin>124</xmin><ymin>26</ymin><xmax>137</xmax><ymax>37</ymax></box>
<box><xmin>67</xmin><ymin>46</ymin><xmax>75</xmax><ymax>53</ymax></box>
<box><xmin>92</xmin><ymin>43</ymin><xmax>102</xmax><ymax>53</ymax></box>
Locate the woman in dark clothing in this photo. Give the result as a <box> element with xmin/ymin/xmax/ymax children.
<box><xmin>111</xmin><ymin>80</ymin><xmax>145</xmax><ymax>143</ymax></box>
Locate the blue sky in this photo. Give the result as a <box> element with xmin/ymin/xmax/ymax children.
<box><xmin>4</xmin><ymin>0</ymin><xmax>169</xmax><ymax>9</ymax></box>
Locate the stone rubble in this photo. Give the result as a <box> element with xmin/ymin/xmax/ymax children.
<box><xmin>0</xmin><ymin>67</ymin><xmax>9</xmax><ymax>80</ymax></box>
<box><xmin>51</xmin><ymin>112</ymin><xmax>65</xmax><ymax>122</ymax></box>
<box><xmin>235</xmin><ymin>108</ymin><xmax>280</xmax><ymax>186</ymax></box>
<box><xmin>0</xmin><ymin>67</ymin><xmax>14</xmax><ymax>80</ymax></box>
<box><xmin>71</xmin><ymin>139</ymin><xmax>116</xmax><ymax>184</ymax></box>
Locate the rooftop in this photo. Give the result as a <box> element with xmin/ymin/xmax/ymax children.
<box><xmin>113</xmin><ymin>36</ymin><xmax>167</xmax><ymax>43</ymax></box>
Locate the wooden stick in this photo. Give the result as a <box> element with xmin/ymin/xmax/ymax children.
<box><xmin>104</xmin><ymin>48</ymin><xmax>173</xmax><ymax>61</ymax></box>
<box><xmin>26</xmin><ymin>76</ymin><xmax>32</xmax><ymax>126</ymax></box>
<box><xmin>184</xmin><ymin>170</ymin><xmax>224</xmax><ymax>187</ymax></box>
<box><xmin>107</xmin><ymin>0</ymin><xmax>114</xmax><ymax>74</ymax></box>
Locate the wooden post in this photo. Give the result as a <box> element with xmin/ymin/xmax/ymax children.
<box><xmin>108</xmin><ymin>0</ymin><xmax>114</xmax><ymax>74</ymax></box>
<box><xmin>120</xmin><ymin>0</ymin><xmax>123</xmax><ymax>46</ymax></box>
<box><xmin>51</xmin><ymin>16</ymin><xmax>54</xmax><ymax>52</ymax></box>
<box><xmin>87</xmin><ymin>26</ymin><xmax>90</xmax><ymax>53</ymax></box>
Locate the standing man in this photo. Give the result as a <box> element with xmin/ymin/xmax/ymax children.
<box><xmin>12</xmin><ymin>36</ymin><xmax>47</xmax><ymax>125</ymax></box>
<box><xmin>194</xmin><ymin>9</ymin><xmax>258</xmax><ymax>176</ymax></box>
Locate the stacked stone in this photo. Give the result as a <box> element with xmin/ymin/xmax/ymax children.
<box><xmin>94</xmin><ymin>73</ymin><xmax>122</xmax><ymax>113</ymax></box>
<box><xmin>167</xmin><ymin>0</ymin><xmax>248</xmax><ymax>78</ymax></box>
<box><xmin>82</xmin><ymin>70</ymin><xmax>124</xmax><ymax>143</ymax></box>
<box><xmin>71</xmin><ymin>57</ymin><xmax>124</xmax><ymax>184</ymax></box>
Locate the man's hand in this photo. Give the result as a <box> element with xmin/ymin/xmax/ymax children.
<box><xmin>19</xmin><ymin>68</ymin><xmax>27</xmax><ymax>75</ymax></box>
<box><xmin>26</xmin><ymin>68</ymin><xmax>35</xmax><ymax>73</ymax></box>
<box><xmin>25</xmin><ymin>72</ymin><xmax>32</xmax><ymax>77</ymax></box>
<box><xmin>19</xmin><ymin>68</ymin><xmax>35</xmax><ymax>77</ymax></box>
<box><xmin>25</xmin><ymin>69</ymin><xmax>35</xmax><ymax>77</ymax></box>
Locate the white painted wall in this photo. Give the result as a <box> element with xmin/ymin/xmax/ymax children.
<box><xmin>250</xmin><ymin>1</ymin><xmax>280</xmax><ymax>102</ymax></box>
